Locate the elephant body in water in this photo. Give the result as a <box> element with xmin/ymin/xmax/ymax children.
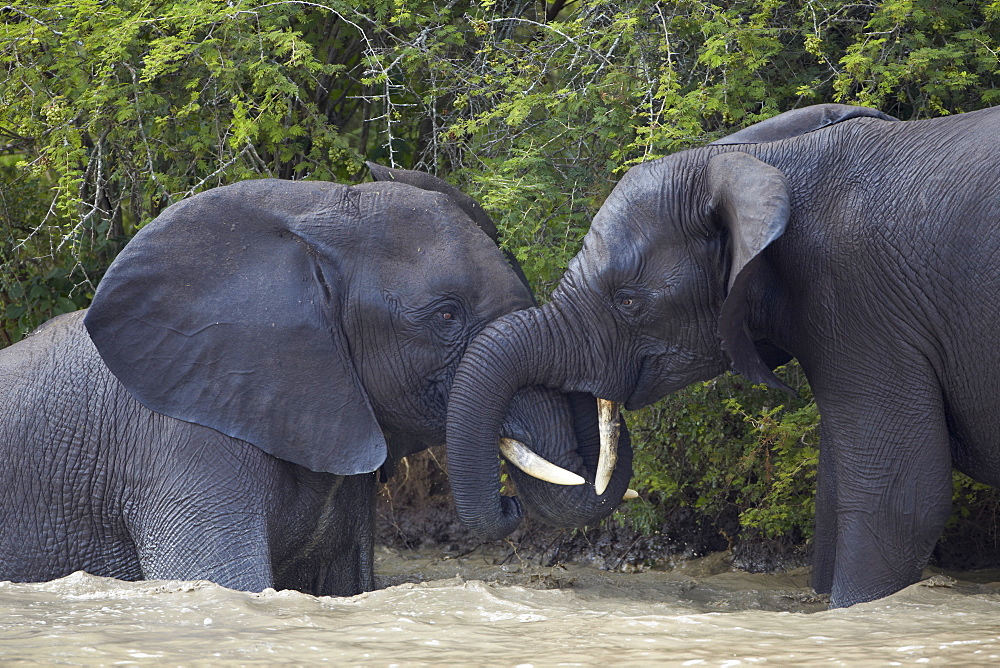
<box><xmin>0</xmin><ymin>168</ymin><xmax>631</xmax><ymax>594</ymax></box>
<box><xmin>445</xmin><ymin>104</ymin><xmax>1000</xmax><ymax>607</ymax></box>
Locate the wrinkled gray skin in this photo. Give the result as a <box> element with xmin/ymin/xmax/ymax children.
<box><xmin>0</xmin><ymin>168</ymin><xmax>628</xmax><ymax>595</ymax></box>
<box><xmin>446</xmin><ymin>104</ymin><xmax>1000</xmax><ymax>607</ymax></box>
<box><xmin>368</xmin><ymin>166</ymin><xmax>634</xmax><ymax>542</ymax></box>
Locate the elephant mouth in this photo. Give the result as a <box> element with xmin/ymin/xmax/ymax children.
<box><xmin>498</xmin><ymin>398</ymin><xmax>634</xmax><ymax>499</ymax></box>
<box><xmin>625</xmin><ymin>386</ymin><xmax>658</xmax><ymax>411</ymax></box>
<box><xmin>624</xmin><ymin>355</ymin><xmax>662</xmax><ymax>410</ymax></box>
<box><xmin>625</xmin><ymin>350</ymin><xmax>723</xmax><ymax>410</ymax></box>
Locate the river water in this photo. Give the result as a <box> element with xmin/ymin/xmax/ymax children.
<box><xmin>2</xmin><ymin>547</ymin><xmax>999</xmax><ymax>665</ymax></box>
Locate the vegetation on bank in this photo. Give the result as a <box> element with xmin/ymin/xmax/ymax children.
<box><xmin>3</xmin><ymin>0</ymin><xmax>999</xmax><ymax>560</ymax></box>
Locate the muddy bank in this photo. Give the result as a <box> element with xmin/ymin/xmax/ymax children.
<box><xmin>377</xmin><ymin>449</ymin><xmax>1000</xmax><ymax>576</ymax></box>
<box><xmin>376</xmin><ymin>448</ymin><xmax>807</xmax><ymax>576</ymax></box>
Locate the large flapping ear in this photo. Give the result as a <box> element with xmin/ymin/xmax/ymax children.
<box><xmin>84</xmin><ymin>180</ymin><xmax>387</xmax><ymax>474</ymax></box>
<box><xmin>708</xmin><ymin>152</ymin><xmax>793</xmax><ymax>393</ymax></box>
<box><xmin>366</xmin><ymin>162</ymin><xmax>532</xmax><ymax>297</ymax></box>
<box><xmin>711</xmin><ymin>104</ymin><xmax>899</xmax><ymax>145</ymax></box>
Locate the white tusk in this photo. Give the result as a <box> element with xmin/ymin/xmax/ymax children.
<box><xmin>595</xmin><ymin>398</ymin><xmax>622</xmax><ymax>495</ymax></box>
<box><xmin>499</xmin><ymin>438</ymin><xmax>585</xmax><ymax>486</ymax></box>
<box><xmin>623</xmin><ymin>489</ymin><xmax>639</xmax><ymax>500</ymax></box>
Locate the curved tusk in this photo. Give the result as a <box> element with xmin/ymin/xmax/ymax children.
<box><xmin>623</xmin><ymin>489</ymin><xmax>639</xmax><ymax>500</ymax></box>
<box><xmin>595</xmin><ymin>398</ymin><xmax>622</xmax><ymax>495</ymax></box>
<box><xmin>499</xmin><ymin>438</ymin><xmax>585</xmax><ymax>486</ymax></box>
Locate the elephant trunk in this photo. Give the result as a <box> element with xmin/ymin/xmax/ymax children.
<box><xmin>446</xmin><ymin>302</ymin><xmax>632</xmax><ymax>541</ymax></box>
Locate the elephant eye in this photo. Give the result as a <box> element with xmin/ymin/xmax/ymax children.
<box><xmin>425</xmin><ymin>298</ymin><xmax>464</xmax><ymax>332</ymax></box>
<box><xmin>435</xmin><ymin>302</ymin><xmax>462</xmax><ymax>324</ymax></box>
<box><xmin>615</xmin><ymin>290</ymin><xmax>639</xmax><ymax>311</ymax></box>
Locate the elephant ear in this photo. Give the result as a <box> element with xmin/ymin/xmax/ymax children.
<box><xmin>711</xmin><ymin>104</ymin><xmax>898</xmax><ymax>145</ymax></box>
<box><xmin>83</xmin><ymin>180</ymin><xmax>387</xmax><ymax>475</ymax></box>
<box><xmin>366</xmin><ymin>162</ymin><xmax>532</xmax><ymax>296</ymax></box>
<box><xmin>708</xmin><ymin>152</ymin><xmax>793</xmax><ymax>393</ymax></box>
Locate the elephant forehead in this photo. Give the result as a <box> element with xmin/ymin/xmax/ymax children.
<box><xmin>271</xmin><ymin>181</ymin><xmax>530</xmax><ymax>312</ymax></box>
<box><xmin>359</xmin><ymin>187</ymin><xmax>497</xmax><ymax>252</ymax></box>
<box><xmin>353</xmin><ymin>220</ymin><xmax>530</xmax><ymax>312</ymax></box>
<box><xmin>574</xmin><ymin>162</ymin><xmax>691</xmax><ymax>281</ymax></box>
<box><xmin>591</xmin><ymin>169</ymin><xmax>676</xmax><ymax>238</ymax></box>
<box><xmin>575</xmin><ymin>208</ymin><xmax>656</xmax><ymax>281</ymax></box>
<box><xmin>391</xmin><ymin>255</ymin><xmax>531</xmax><ymax>315</ymax></box>
<box><xmin>359</xmin><ymin>211</ymin><xmax>513</xmax><ymax>280</ymax></box>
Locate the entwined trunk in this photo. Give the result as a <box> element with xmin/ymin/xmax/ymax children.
<box><xmin>445</xmin><ymin>302</ymin><xmax>632</xmax><ymax>540</ymax></box>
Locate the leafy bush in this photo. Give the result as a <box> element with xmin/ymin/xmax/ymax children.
<box><xmin>0</xmin><ymin>158</ymin><xmax>115</xmax><ymax>343</ymax></box>
<box><xmin>621</xmin><ymin>364</ymin><xmax>818</xmax><ymax>542</ymax></box>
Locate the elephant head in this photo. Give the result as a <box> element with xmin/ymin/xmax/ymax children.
<box><xmin>84</xmin><ymin>170</ymin><xmax>631</xmax><ymax>540</ymax></box>
<box><xmin>365</xmin><ymin>164</ymin><xmax>634</xmax><ymax>540</ymax></box>
<box><xmin>445</xmin><ymin>104</ymin><xmax>896</xmax><ymax>539</ymax></box>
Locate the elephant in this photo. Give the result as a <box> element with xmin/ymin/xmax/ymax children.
<box><xmin>444</xmin><ymin>103</ymin><xmax>1000</xmax><ymax>607</ymax></box>
<box><xmin>0</xmin><ymin>166</ymin><xmax>632</xmax><ymax>595</ymax></box>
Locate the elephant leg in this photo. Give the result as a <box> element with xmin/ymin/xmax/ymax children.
<box><xmin>131</xmin><ymin>503</ymin><xmax>274</xmax><ymax>591</ymax></box>
<box><xmin>316</xmin><ymin>472</ymin><xmax>376</xmax><ymax>596</ymax></box>
<box><xmin>814</xmin><ymin>367</ymin><xmax>952</xmax><ymax>608</ymax></box>
<box><xmin>810</xmin><ymin>431</ymin><xmax>838</xmax><ymax>595</ymax></box>
<box><xmin>273</xmin><ymin>472</ymin><xmax>377</xmax><ymax>597</ymax></box>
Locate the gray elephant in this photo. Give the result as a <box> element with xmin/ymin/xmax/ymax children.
<box><xmin>444</xmin><ymin>103</ymin><xmax>1000</xmax><ymax>607</ymax></box>
<box><xmin>0</xmin><ymin>167</ymin><xmax>631</xmax><ymax>595</ymax></box>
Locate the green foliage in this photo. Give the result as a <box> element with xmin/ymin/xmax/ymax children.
<box><xmin>621</xmin><ymin>364</ymin><xmax>819</xmax><ymax>541</ymax></box>
<box><xmin>935</xmin><ymin>470</ymin><xmax>1000</xmax><ymax>567</ymax></box>
<box><xmin>950</xmin><ymin>471</ymin><xmax>1000</xmax><ymax>528</ymax></box>
<box><xmin>3</xmin><ymin>0</ymin><xmax>999</xmax><ymax>554</ymax></box>
<box><xmin>0</xmin><ymin>157</ymin><xmax>110</xmax><ymax>343</ymax></box>
<box><xmin>1</xmin><ymin>0</ymin><xmax>378</xmax><ymax>340</ymax></box>
<box><xmin>829</xmin><ymin>0</ymin><xmax>1000</xmax><ymax>112</ymax></box>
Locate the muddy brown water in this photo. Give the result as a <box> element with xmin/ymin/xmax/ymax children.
<box><xmin>2</xmin><ymin>548</ymin><xmax>999</xmax><ymax>665</ymax></box>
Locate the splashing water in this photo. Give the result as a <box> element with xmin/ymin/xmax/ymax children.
<box><xmin>2</xmin><ymin>548</ymin><xmax>999</xmax><ymax>665</ymax></box>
